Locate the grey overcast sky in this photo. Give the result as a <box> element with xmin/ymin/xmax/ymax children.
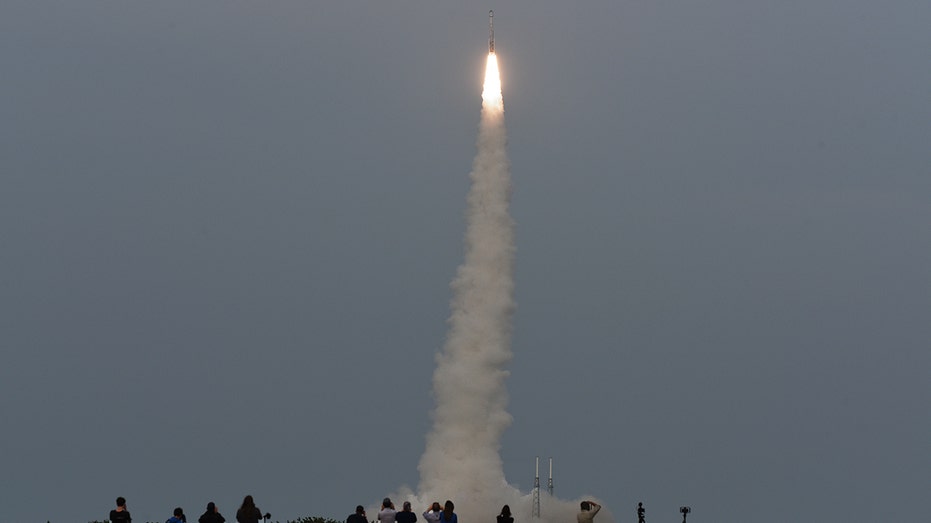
<box><xmin>1</xmin><ymin>1</ymin><xmax>929</xmax><ymax>522</ymax></box>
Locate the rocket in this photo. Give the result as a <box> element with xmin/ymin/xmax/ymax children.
<box><xmin>489</xmin><ymin>10</ymin><xmax>495</xmax><ymax>53</ymax></box>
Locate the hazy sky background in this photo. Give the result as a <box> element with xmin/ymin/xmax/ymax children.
<box><xmin>2</xmin><ymin>1</ymin><xmax>929</xmax><ymax>522</ymax></box>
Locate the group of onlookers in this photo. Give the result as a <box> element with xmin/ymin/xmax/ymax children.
<box><xmin>356</xmin><ymin>497</ymin><xmax>514</xmax><ymax>523</ymax></box>
<box><xmin>109</xmin><ymin>494</ymin><xmax>607</xmax><ymax>523</ymax></box>
<box><xmin>108</xmin><ymin>495</ymin><xmax>271</xmax><ymax>523</ymax></box>
<box><xmin>355</xmin><ymin>497</ymin><xmax>605</xmax><ymax>523</ymax></box>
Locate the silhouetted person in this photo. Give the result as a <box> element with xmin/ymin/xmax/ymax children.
<box><xmin>497</xmin><ymin>505</ymin><xmax>513</xmax><ymax>523</ymax></box>
<box><xmin>200</xmin><ymin>502</ymin><xmax>226</xmax><ymax>523</ymax></box>
<box><xmin>110</xmin><ymin>497</ymin><xmax>132</xmax><ymax>523</ymax></box>
<box><xmin>637</xmin><ymin>503</ymin><xmax>645</xmax><ymax>523</ymax></box>
<box><xmin>577</xmin><ymin>501</ymin><xmax>601</xmax><ymax>523</ymax></box>
<box><xmin>396</xmin><ymin>502</ymin><xmax>417</xmax><ymax>523</ymax></box>
<box><xmin>347</xmin><ymin>505</ymin><xmax>368</xmax><ymax>523</ymax></box>
<box><xmin>168</xmin><ymin>507</ymin><xmax>187</xmax><ymax>523</ymax></box>
<box><xmin>236</xmin><ymin>495</ymin><xmax>269</xmax><ymax>523</ymax></box>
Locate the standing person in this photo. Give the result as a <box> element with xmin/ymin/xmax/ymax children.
<box><xmin>168</xmin><ymin>507</ymin><xmax>186</xmax><ymax>523</ymax></box>
<box><xmin>396</xmin><ymin>502</ymin><xmax>417</xmax><ymax>523</ymax></box>
<box><xmin>200</xmin><ymin>502</ymin><xmax>226</xmax><ymax>523</ymax></box>
<box><xmin>379</xmin><ymin>498</ymin><xmax>397</xmax><ymax>523</ymax></box>
<box><xmin>577</xmin><ymin>501</ymin><xmax>601</xmax><ymax>523</ymax></box>
<box><xmin>110</xmin><ymin>497</ymin><xmax>132</xmax><ymax>523</ymax></box>
<box><xmin>439</xmin><ymin>501</ymin><xmax>457</xmax><ymax>523</ymax></box>
<box><xmin>347</xmin><ymin>505</ymin><xmax>367</xmax><ymax>523</ymax></box>
<box><xmin>423</xmin><ymin>502</ymin><xmax>442</xmax><ymax>523</ymax></box>
<box><xmin>236</xmin><ymin>495</ymin><xmax>270</xmax><ymax>523</ymax></box>
<box><xmin>496</xmin><ymin>505</ymin><xmax>512</xmax><ymax>523</ymax></box>
<box><xmin>636</xmin><ymin>503</ymin><xmax>645</xmax><ymax>523</ymax></box>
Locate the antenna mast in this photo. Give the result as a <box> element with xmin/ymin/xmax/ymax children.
<box><xmin>532</xmin><ymin>456</ymin><xmax>541</xmax><ymax>519</ymax></box>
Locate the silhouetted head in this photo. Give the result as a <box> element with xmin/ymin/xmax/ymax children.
<box><xmin>383</xmin><ymin>498</ymin><xmax>393</xmax><ymax>509</ymax></box>
<box><xmin>174</xmin><ymin>508</ymin><xmax>184</xmax><ymax>517</ymax></box>
<box><xmin>403</xmin><ymin>502</ymin><xmax>412</xmax><ymax>512</ymax></box>
<box><xmin>206</xmin><ymin>502</ymin><xmax>216</xmax><ymax>513</ymax></box>
<box><xmin>431</xmin><ymin>502</ymin><xmax>442</xmax><ymax>512</ymax></box>
<box><xmin>443</xmin><ymin>501</ymin><xmax>455</xmax><ymax>519</ymax></box>
<box><xmin>500</xmin><ymin>505</ymin><xmax>511</xmax><ymax>517</ymax></box>
<box><xmin>356</xmin><ymin>506</ymin><xmax>366</xmax><ymax>515</ymax></box>
<box><xmin>116</xmin><ymin>497</ymin><xmax>126</xmax><ymax>508</ymax></box>
<box><xmin>581</xmin><ymin>502</ymin><xmax>591</xmax><ymax>511</ymax></box>
<box><xmin>241</xmin><ymin>496</ymin><xmax>256</xmax><ymax>511</ymax></box>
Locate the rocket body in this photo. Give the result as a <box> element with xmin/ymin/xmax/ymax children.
<box><xmin>489</xmin><ymin>10</ymin><xmax>495</xmax><ymax>53</ymax></box>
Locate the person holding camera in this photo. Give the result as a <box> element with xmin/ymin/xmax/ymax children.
<box><xmin>236</xmin><ymin>495</ymin><xmax>270</xmax><ymax>523</ymax></box>
<box><xmin>347</xmin><ymin>505</ymin><xmax>367</xmax><ymax>523</ymax></box>
<box><xmin>422</xmin><ymin>502</ymin><xmax>442</xmax><ymax>523</ymax></box>
<box><xmin>379</xmin><ymin>497</ymin><xmax>397</xmax><ymax>523</ymax></box>
<box><xmin>577</xmin><ymin>500</ymin><xmax>601</xmax><ymax>523</ymax></box>
<box><xmin>199</xmin><ymin>502</ymin><xmax>226</xmax><ymax>523</ymax></box>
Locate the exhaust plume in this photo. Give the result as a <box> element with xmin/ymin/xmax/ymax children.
<box><xmin>384</xmin><ymin>53</ymin><xmax>610</xmax><ymax>523</ymax></box>
<box><xmin>416</xmin><ymin>52</ymin><xmax>515</xmax><ymax>512</ymax></box>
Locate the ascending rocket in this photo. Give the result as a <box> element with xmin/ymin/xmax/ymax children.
<box><xmin>489</xmin><ymin>10</ymin><xmax>495</xmax><ymax>53</ymax></box>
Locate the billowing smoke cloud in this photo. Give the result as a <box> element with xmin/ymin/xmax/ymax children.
<box><xmin>416</xmin><ymin>51</ymin><xmax>516</xmax><ymax>511</ymax></box>
<box><xmin>382</xmin><ymin>54</ymin><xmax>610</xmax><ymax>523</ymax></box>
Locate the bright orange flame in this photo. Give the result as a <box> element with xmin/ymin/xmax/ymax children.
<box><xmin>481</xmin><ymin>53</ymin><xmax>503</xmax><ymax>109</ymax></box>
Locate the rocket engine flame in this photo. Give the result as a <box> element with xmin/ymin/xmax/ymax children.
<box><xmin>482</xmin><ymin>54</ymin><xmax>503</xmax><ymax>109</ymax></box>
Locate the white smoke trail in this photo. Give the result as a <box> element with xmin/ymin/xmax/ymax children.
<box><xmin>383</xmin><ymin>54</ymin><xmax>611</xmax><ymax>523</ymax></box>
<box><xmin>416</xmin><ymin>51</ymin><xmax>515</xmax><ymax>506</ymax></box>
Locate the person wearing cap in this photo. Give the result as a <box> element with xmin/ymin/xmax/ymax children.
<box><xmin>396</xmin><ymin>502</ymin><xmax>417</xmax><ymax>523</ymax></box>
<box><xmin>577</xmin><ymin>501</ymin><xmax>601</xmax><ymax>523</ymax></box>
<box><xmin>348</xmin><ymin>505</ymin><xmax>367</xmax><ymax>523</ymax></box>
<box><xmin>379</xmin><ymin>497</ymin><xmax>397</xmax><ymax>523</ymax></box>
